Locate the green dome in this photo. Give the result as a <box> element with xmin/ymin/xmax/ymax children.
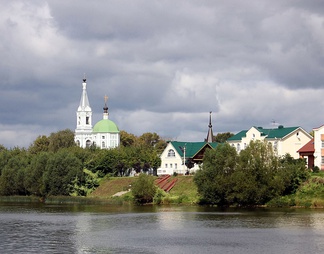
<box><xmin>93</xmin><ymin>119</ymin><xmax>119</xmax><ymax>133</ymax></box>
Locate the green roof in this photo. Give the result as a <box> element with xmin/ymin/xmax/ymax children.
<box><xmin>93</xmin><ymin>119</ymin><xmax>119</xmax><ymax>133</ymax></box>
<box><xmin>227</xmin><ymin>126</ymin><xmax>300</xmax><ymax>141</ymax></box>
<box><xmin>227</xmin><ymin>130</ymin><xmax>247</xmax><ymax>141</ymax></box>
<box><xmin>170</xmin><ymin>141</ymin><xmax>218</xmax><ymax>158</ymax></box>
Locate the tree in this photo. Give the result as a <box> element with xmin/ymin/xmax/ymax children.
<box><xmin>120</xmin><ymin>130</ymin><xmax>137</xmax><ymax>147</ymax></box>
<box><xmin>213</xmin><ymin>132</ymin><xmax>234</xmax><ymax>143</ymax></box>
<box><xmin>43</xmin><ymin>149</ymin><xmax>83</xmax><ymax>196</ymax></box>
<box><xmin>28</xmin><ymin>135</ymin><xmax>50</xmax><ymax>154</ymax></box>
<box><xmin>131</xmin><ymin>173</ymin><xmax>157</xmax><ymax>204</ymax></box>
<box><xmin>48</xmin><ymin>129</ymin><xmax>76</xmax><ymax>152</ymax></box>
<box><xmin>194</xmin><ymin>143</ymin><xmax>237</xmax><ymax>206</ymax></box>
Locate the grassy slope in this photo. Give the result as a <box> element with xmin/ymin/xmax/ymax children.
<box><xmin>89</xmin><ymin>173</ymin><xmax>324</xmax><ymax>207</ymax></box>
<box><xmin>89</xmin><ymin>175</ymin><xmax>198</xmax><ymax>203</ymax></box>
<box><xmin>89</xmin><ymin>177</ymin><xmax>135</xmax><ymax>199</ymax></box>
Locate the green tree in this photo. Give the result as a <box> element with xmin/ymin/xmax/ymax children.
<box><xmin>213</xmin><ymin>132</ymin><xmax>234</xmax><ymax>143</ymax></box>
<box><xmin>232</xmin><ymin>140</ymin><xmax>280</xmax><ymax>205</ymax></box>
<box><xmin>48</xmin><ymin>129</ymin><xmax>76</xmax><ymax>152</ymax></box>
<box><xmin>43</xmin><ymin>149</ymin><xmax>83</xmax><ymax>196</ymax></box>
<box><xmin>131</xmin><ymin>173</ymin><xmax>157</xmax><ymax>204</ymax></box>
<box><xmin>120</xmin><ymin>130</ymin><xmax>137</xmax><ymax>147</ymax></box>
<box><xmin>28</xmin><ymin>135</ymin><xmax>50</xmax><ymax>154</ymax></box>
<box><xmin>194</xmin><ymin>143</ymin><xmax>237</xmax><ymax>206</ymax></box>
<box><xmin>25</xmin><ymin>152</ymin><xmax>50</xmax><ymax>196</ymax></box>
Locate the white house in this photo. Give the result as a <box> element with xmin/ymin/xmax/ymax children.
<box><xmin>157</xmin><ymin>112</ymin><xmax>218</xmax><ymax>175</ymax></box>
<box><xmin>157</xmin><ymin>141</ymin><xmax>218</xmax><ymax>175</ymax></box>
<box><xmin>227</xmin><ymin>125</ymin><xmax>312</xmax><ymax>159</ymax></box>
<box><xmin>74</xmin><ymin>78</ymin><xmax>120</xmax><ymax>149</ymax></box>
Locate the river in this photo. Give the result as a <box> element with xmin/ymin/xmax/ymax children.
<box><xmin>0</xmin><ymin>202</ymin><xmax>324</xmax><ymax>254</ymax></box>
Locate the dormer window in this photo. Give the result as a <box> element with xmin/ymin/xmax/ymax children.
<box><xmin>167</xmin><ymin>149</ymin><xmax>175</xmax><ymax>157</ymax></box>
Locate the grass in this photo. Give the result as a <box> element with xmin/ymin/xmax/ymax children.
<box><xmin>166</xmin><ymin>175</ymin><xmax>198</xmax><ymax>204</ymax></box>
<box><xmin>89</xmin><ymin>175</ymin><xmax>199</xmax><ymax>205</ymax></box>
<box><xmin>89</xmin><ymin>177</ymin><xmax>135</xmax><ymax>199</ymax></box>
<box><xmin>267</xmin><ymin>173</ymin><xmax>324</xmax><ymax>208</ymax></box>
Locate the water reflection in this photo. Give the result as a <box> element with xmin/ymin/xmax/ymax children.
<box><xmin>1</xmin><ymin>203</ymin><xmax>324</xmax><ymax>254</ymax></box>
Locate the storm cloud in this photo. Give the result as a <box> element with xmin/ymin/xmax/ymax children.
<box><xmin>1</xmin><ymin>0</ymin><xmax>324</xmax><ymax>148</ymax></box>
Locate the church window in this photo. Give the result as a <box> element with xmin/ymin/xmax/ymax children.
<box><xmin>102</xmin><ymin>136</ymin><xmax>105</xmax><ymax>139</ymax></box>
<box><xmin>167</xmin><ymin>149</ymin><xmax>175</xmax><ymax>157</ymax></box>
<box><xmin>86</xmin><ymin>117</ymin><xmax>89</xmax><ymax>124</ymax></box>
<box><xmin>86</xmin><ymin>140</ymin><xmax>91</xmax><ymax>148</ymax></box>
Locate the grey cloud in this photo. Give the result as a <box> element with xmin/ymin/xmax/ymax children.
<box><xmin>1</xmin><ymin>0</ymin><xmax>324</xmax><ymax>147</ymax></box>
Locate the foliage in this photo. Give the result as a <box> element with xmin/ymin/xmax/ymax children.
<box><xmin>213</xmin><ymin>132</ymin><xmax>234</xmax><ymax>143</ymax></box>
<box><xmin>131</xmin><ymin>173</ymin><xmax>157</xmax><ymax>204</ymax></box>
<box><xmin>43</xmin><ymin>149</ymin><xmax>83</xmax><ymax>196</ymax></box>
<box><xmin>194</xmin><ymin>143</ymin><xmax>237</xmax><ymax>206</ymax></box>
<box><xmin>69</xmin><ymin>169</ymin><xmax>101</xmax><ymax>196</ymax></box>
<box><xmin>194</xmin><ymin>140</ymin><xmax>310</xmax><ymax>207</ymax></box>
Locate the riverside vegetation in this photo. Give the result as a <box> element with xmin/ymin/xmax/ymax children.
<box><xmin>0</xmin><ymin>129</ymin><xmax>323</xmax><ymax>208</ymax></box>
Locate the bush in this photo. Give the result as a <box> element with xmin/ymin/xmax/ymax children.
<box><xmin>153</xmin><ymin>188</ymin><xmax>166</xmax><ymax>205</ymax></box>
<box><xmin>313</xmin><ymin>166</ymin><xmax>320</xmax><ymax>173</ymax></box>
<box><xmin>131</xmin><ymin>173</ymin><xmax>157</xmax><ymax>204</ymax></box>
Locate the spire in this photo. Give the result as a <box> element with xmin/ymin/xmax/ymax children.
<box><xmin>103</xmin><ymin>95</ymin><xmax>109</xmax><ymax>120</ymax></box>
<box><xmin>206</xmin><ymin>111</ymin><xmax>214</xmax><ymax>142</ymax></box>
<box><xmin>78</xmin><ymin>78</ymin><xmax>91</xmax><ymax>111</ymax></box>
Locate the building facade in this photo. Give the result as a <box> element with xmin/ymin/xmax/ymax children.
<box><xmin>313</xmin><ymin>125</ymin><xmax>324</xmax><ymax>170</ymax></box>
<box><xmin>227</xmin><ymin>125</ymin><xmax>312</xmax><ymax>159</ymax></box>
<box><xmin>74</xmin><ymin>78</ymin><xmax>120</xmax><ymax>149</ymax></box>
<box><xmin>157</xmin><ymin>112</ymin><xmax>218</xmax><ymax>175</ymax></box>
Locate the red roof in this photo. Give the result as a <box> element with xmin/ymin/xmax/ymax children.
<box><xmin>297</xmin><ymin>138</ymin><xmax>314</xmax><ymax>153</ymax></box>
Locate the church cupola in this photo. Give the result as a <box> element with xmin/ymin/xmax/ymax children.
<box><xmin>103</xmin><ymin>95</ymin><xmax>109</xmax><ymax>120</ymax></box>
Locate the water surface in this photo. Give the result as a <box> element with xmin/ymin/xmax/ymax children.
<box><xmin>1</xmin><ymin>203</ymin><xmax>324</xmax><ymax>253</ymax></box>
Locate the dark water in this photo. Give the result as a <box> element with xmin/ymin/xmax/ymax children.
<box><xmin>0</xmin><ymin>203</ymin><xmax>324</xmax><ymax>254</ymax></box>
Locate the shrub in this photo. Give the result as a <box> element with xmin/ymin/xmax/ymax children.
<box><xmin>131</xmin><ymin>173</ymin><xmax>157</xmax><ymax>204</ymax></box>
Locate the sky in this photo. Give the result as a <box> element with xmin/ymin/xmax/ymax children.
<box><xmin>1</xmin><ymin>0</ymin><xmax>324</xmax><ymax>148</ymax></box>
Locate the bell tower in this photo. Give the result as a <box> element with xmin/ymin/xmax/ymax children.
<box><xmin>75</xmin><ymin>78</ymin><xmax>93</xmax><ymax>148</ymax></box>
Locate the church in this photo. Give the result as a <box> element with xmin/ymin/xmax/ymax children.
<box><xmin>74</xmin><ymin>78</ymin><xmax>120</xmax><ymax>149</ymax></box>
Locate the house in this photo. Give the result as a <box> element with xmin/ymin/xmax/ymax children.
<box><xmin>298</xmin><ymin>125</ymin><xmax>324</xmax><ymax>170</ymax></box>
<box><xmin>157</xmin><ymin>112</ymin><xmax>218</xmax><ymax>175</ymax></box>
<box><xmin>297</xmin><ymin>139</ymin><xmax>314</xmax><ymax>169</ymax></box>
<box><xmin>227</xmin><ymin>125</ymin><xmax>312</xmax><ymax>159</ymax></box>
<box><xmin>157</xmin><ymin>141</ymin><xmax>218</xmax><ymax>175</ymax></box>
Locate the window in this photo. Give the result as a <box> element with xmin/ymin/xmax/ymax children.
<box><xmin>86</xmin><ymin>116</ymin><xmax>89</xmax><ymax>125</ymax></box>
<box><xmin>86</xmin><ymin>140</ymin><xmax>91</xmax><ymax>148</ymax></box>
<box><xmin>165</xmin><ymin>164</ymin><xmax>168</xmax><ymax>168</ymax></box>
<box><xmin>167</xmin><ymin>149</ymin><xmax>175</xmax><ymax>157</ymax></box>
<box><xmin>102</xmin><ymin>136</ymin><xmax>105</xmax><ymax>139</ymax></box>
<box><xmin>321</xmin><ymin>156</ymin><xmax>324</xmax><ymax>165</ymax></box>
<box><xmin>244</xmin><ymin>143</ymin><xmax>247</xmax><ymax>149</ymax></box>
<box><xmin>76</xmin><ymin>140</ymin><xmax>80</xmax><ymax>147</ymax></box>
<box><xmin>102</xmin><ymin>141</ymin><xmax>106</xmax><ymax>148</ymax></box>
<box><xmin>322</xmin><ymin>141</ymin><xmax>324</xmax><ymax>148</ymax></box>
<box><xmin>175</xmin><ymin>163</ymin><xmax>177</xmax><ymax>169</ymax></box>
<box><xmin>237</xmin><ymin>143</ymin><xmax>240</xmax><ymax>152</ymax></box>
<box><xmin>170</xmin><ymin>164</ymin><xmax>173</xmax><ymax>168</ymax></box>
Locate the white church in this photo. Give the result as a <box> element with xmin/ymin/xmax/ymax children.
<box><xmin>74</xmin><ymin>78</ymin><xmax>120</xmax><ymax>149</ymax></box>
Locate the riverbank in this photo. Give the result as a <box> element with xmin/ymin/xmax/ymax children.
<box><xmin>0</xmin><ymin>173</ymin><xmax>323</xmax><ymax>207</ymax></box>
